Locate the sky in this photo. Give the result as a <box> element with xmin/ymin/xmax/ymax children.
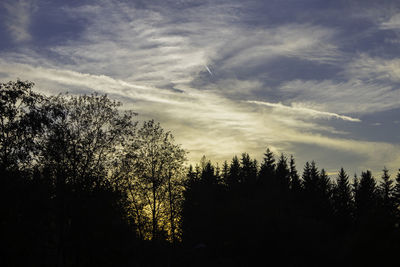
<box><xmin>1</xmin><ymin>0</ymin><xmax>400</xmax><ymax>177</ymax></box>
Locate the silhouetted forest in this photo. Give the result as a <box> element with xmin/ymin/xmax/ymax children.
<box><xmin>2</xmin><ymin>80</ymin><xmax>400</xmax><ymax>266</ymax></box>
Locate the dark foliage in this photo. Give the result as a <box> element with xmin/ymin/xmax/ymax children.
<box><xmin>2</xmin><ymin>80</ymin><xmax>400</xmax><ymax>266</ymax></box>
<box><xmin>181</xmin><ymin>155</ymin><xmax>400</xmax><ymax>267</ymax></box>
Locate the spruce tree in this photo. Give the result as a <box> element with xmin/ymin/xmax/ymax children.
<box><xmin>258</xmin><ymin>148</ymin><xmax>276</xmax><ymax>185</ymax></box>
<box><xmin>303</xmin><ymin>161</ymin><xmax>319</xmax><ymax>196</ymax></box>
<box><xmin>378</xmin><ymin>167</ymin><xmax>395</xmax><ymax>228</ymax></box>
<box><xmin>393</xmin><ymin>169</ymin><xmax>400</xmax><ymax>206</ymax></box>
<box><xmin>289</xmin><ymin>155</ymin><xmax>301</xmax><ymax>194</ymax></box>
<box><xmin>228</xmin><ymin>156</ymin><xmax>241</xmax><ymax>188</ymax></box>
<box><xmin>333</xmin><ymin>168</ymin><xmax>353</xmax><ymax>227</ymax></box>
<box><xmin>379</xmin><ymin>167</ymin><xmax>394</xmax><ymax>204</ymax></box>
<box><xmin>221</xmin><ymin>160</ymin><xmax>229</xmax><ymax>186</ymax></box>
<box><xmin>354</xmin><ymin>170</ymin><xmax>377</xmax><ymax>223</ymax></box>
<box><xmin>240</xmin><ymin>153</ymin><xmax>257</xmax><ymax>185</ymax></box>
<box><xmin>275</xmin><ymin>153</ymin><xmax>290</xmax><ymax>191</ymax></box>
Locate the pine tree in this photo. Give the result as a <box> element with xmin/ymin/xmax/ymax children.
<box><xmin>221</xmin><ymin>160</ymin><xmax>229</xmax><ymax>186</ymax></box>
<box><xmin>393</xmin><ymin>169</ymin><xmax>400</xmax><ymax>221</ymax></box>
<box><xmin>227</xmin><ymin>156</ymin><xmax>241</xmax><ymax>188</ymax></box>
<box><xmin>240</xmin><ymin>153</ymin><xmax>257</xmax><ymax>185</ymax></box>
<box><xmin>259</xmin><ymin>148</ymin><xmax>275</xmax><ymax>185</ymax></box>
<box><xmin>393</xmin><ymin>169</ymin><xmax>400</xmax><ymax>206</ymax></box>
<box><xmin>201</xmin><ymin>161</ymin><xmax>218</xmax><ymax>185</ymax></box>
<box><xmin>289</xmin><ymin>155</ymin><xmax>301</xmax><ymax>194</ymax></box>
<box><xmin>333</xmin><ymin>168</ymin><xmax>353</xmax><ymax>226</ymax></box>
<box><xmin>303</xmin><ymin>161</ymin><xmax>319</xmax><ymax>196</ymax></box>
<box><xmin>318</xmin><ymin>169</ymin><xmax>333</xmax><ymax>219</ymax></box>
<box><xmin>354</xmin><ymin>170</ymin><xmax>377</xmax><ymax>222</ymax></box>
<box><xmin>378</xmin><ymin>167</ymin><xmax>395</xmax><ymax>228</ymax></box>
<box><xmin>275</xmin><ymin>153</ymin><xmax>290</xmax><ymax>191</ymax></box>
<box><xmin>319</xmin><ymin>169</ymin><xmax>332</xmax><ymax>198</ymax></box>
<box><xmin>379</xmin><ymin>167</ymin><xmax>394</xmax><ymax>205</ymax></box>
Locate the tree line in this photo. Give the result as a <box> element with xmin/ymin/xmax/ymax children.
<box><xmin>1</xmin><ymin>80</ymin><xmax>400</xmax><ymax>266</ymax></box>
<box><xmin>183</xmin><ymin>153</ymin><xmax>400</xmax><ymax>266</ymax></box>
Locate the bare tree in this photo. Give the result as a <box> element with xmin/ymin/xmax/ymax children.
<box><xmin>121</xmin><ymin>120</ymin><xmax>186</xmax><ymax>241</ymax></box>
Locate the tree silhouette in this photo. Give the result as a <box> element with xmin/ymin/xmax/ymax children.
<box><xmin>377</xmin><ymin>167</ymin><xmax>396</xmax><ymax>229</ymax></box>
<box><xmin>240</xmin><ymin>152</ymin><xmax>257</xmax><ymax>186</ymax></box>
<box><xmin>0</xmin><ymin>80</ymin><xmax>44</xmax><ymax>171</ymax></box>
<box><xmin>393</xmin><ymin>169</ymin><xmax>400</xmax><ymax>214</ymax></box>
<box><xmin>120</xmin><ymin>120</ymin><xmax>186</xmax><ymax>242</ymax></box>
<box><xmin>354</xmin><ymin>170</ymin><xmax>378</xmax><ymax>229</ymax></box>
<box><xmin>333</xmin><ymin>168</ymin><xmax>353</xmax><ymax>229</ymax></box>
<box><xmin>258</xmin><ymin>148</ymin><xmax>276</xmax><ymax>186</ymax></box>
<box><xmin>275</xmin><ymin>153</ymin><xmax>290</xmax><ymax>191</ymax></box>
<box><xmin>289</xmin><ymin>155</ymin><xmax>301</xmax><ymax>194</ymax></box>
<box><xmin>4</xmin><ymin>79</ymin><xmax>400</xmax><ymax>266</ymax></box>
<box><xmin>227</xmin><ymin>155</ymin><xmax>240</xmax><ymax>187</ymax></box>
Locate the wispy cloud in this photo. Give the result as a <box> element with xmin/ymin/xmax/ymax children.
<box><xmin>2</xmin><ymin>0</ymin><xmax>36</xmax><ymax>42</ymax></box>
<box><xmin>1</xmin><ymin>0</ymin><xmax>400</xmax><ymax>174</ymax></box>
<box><xmin>380</xmin><ymin>13</ymin><xmax>400</xmax><ymax>29</ymax></box>
<box><xmin>347</xmin><ymin>54</ymin><xmax>400</xmax><ymax>83</ymax></box>
<box><xmin>247</xmin><ymin>100</ymin><xmax>361</xmax><ymax>122</ymax></box>
<box><xmin>279</xmin><ymin>79</ymin><xmax>399</xmax><ymax>114</ymax></box>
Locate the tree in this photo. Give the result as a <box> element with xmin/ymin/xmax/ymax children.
<box><xmin>240</xmin><ymin>152</ymin><xmax>257</xmax><ymax>186</ymax></box>
<box><xmin>182</xmin><ymin>161</ymin><xmax>225</xmax><ymax>249</ymax></box>
<box><xmin>122</xmin><ymin>120</ymin><xmax>186</xmax><ymax>241</ymax></box>
<box><xmin>289</xmin><ymin>155</ymin><xmax>301</xmax><ymax>194</ymax></box>
<box><xmin>227</xmin><ymin>155</ymin><xmax>241</xmax><ymax>188</ymax></box>
<box><xmin>258</xmin><ymin>148</ymin><xmax>275</xmax><ymax>185</ymax></box>
<box><xmin>39</xmin><ymin>93</ymin><xmax>137</xmax><ymax>265</ymax></box>
<box><xmin>221</xmin><ymin>160</ymin><xmax>229</xmax><ymax>185</ymax></box>
<box><xmin>378</xmin><ymin>167</ymin><xmax>395</xmax><ymax>228</ymax></box>
<box><xmin>319</xmin><ymin>169</ymin><xmax>333</xmax><ymax>215</ymax></box>
<box><xmin>1</xmin><ymin>83</ymin><xmax>140</xmax><ymax>266</ymax></box>
<box><xmin>333</xmin><ymin>168</ymin><xmax>353</xmax><ymax>226</ymax></box>
<box><xmin>302</xmin><ymin>161</ymin><xmax>319</xmax><ymax>196</ymax></box>
<box><xmin>354</xmin><ymin>170</ymin><xmax>377</xmax><ymax>223</ymax></box>
<box><xmin>393</xmin><ymin>169</ymin><xmax>400</xmax><ymax>207</ymax></box>
<box><xmin>275</xmin><ymin>153</ymin><xmax>290</xmax><ymax>191</ymax></box>
<box><xmin>0</xmin><ymin>80</ymin><xmax>44</xmax><ymax>171</ymax></box>
<box><xmin>379</xmin><ymin>167</ymin><xmax>394</xmax><ymax>205</ymax></box>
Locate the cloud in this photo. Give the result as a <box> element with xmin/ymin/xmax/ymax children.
<box><xmin>380</xmin><ymin>13</ymin><xmax>400</xmax><ymax>30</ymax></box>
<box><xmin>2</xmin><ymin>0</ymin><xmax>36</xmax><ymax>42</ymax></box>
<box><xmin>247</xmin><ymin>100</ymin><xmax>361</xmax><ymax>122</ymax></box>
<box><xmin>1</xmin><ymin>0</ymin><xmax>400</xmax><ymax>175</ymax></box>
<box><xmin>1</xmin><ymin>59</ymin><xmax>399</xmax><ymax>174</ymax></box>
<box><xmin>347</xmin><ymin>54</ymin><xmax>400</xmax><ymax>83</ymax></box>
<box><xmin>279</xmin><ymin>79</ymin><xmax>399</xmax><ymax>114</ymax></box>
<box><xmin>47</xmin><ymin>1</ymin><xmax>341</xmax><ymax>91</ymax></box>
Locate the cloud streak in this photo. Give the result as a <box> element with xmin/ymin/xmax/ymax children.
<box><xmin>2</xmin><ymin>0</ymin><xmax>36</xmax><ymax>42</ymax></box>
<box><xmin>247</xmin><ymin>101</ymin><xmax>361</xmax><ymax>122</ymax></box>
<box><xmin>1</xmin><ymin>0</ymin><xmax>400</xmax><ymax>174</ymax></box>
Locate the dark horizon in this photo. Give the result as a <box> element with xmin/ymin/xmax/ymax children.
<box><xmin>1</xmin><ymin>81</ymin><xmax>400</xmax><ymax>266</ymax></box>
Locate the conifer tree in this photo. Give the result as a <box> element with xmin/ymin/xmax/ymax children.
<box><xmin>333</xmin><ymin>168</ymin><xmax>353</xmax><ymax>224</ymax></box>
<box><xmin>221</xmin><ymin>160</ymin><xmax>229</xmax><ymax>186</ymax></box>
<box><xmin>227</xmin><ymin>155</ymin><xmax>241</xmax><ymax>187</ymax></box>
<box><xmin>319</xmin><ymin>169</ymin><xmax>332</xmax><ymax>197</ymax></box>
<box><xmin>259</xmin><ymin>148</ymin><xmax>276</xmax><ymax>185</ymax></box>
<box><xmin>379</xmin><ymin>167</ymin><xmax>394</xmax><ymax>204</ymax></box>
<box><xmin>302</xmin><ymin>161</ymin><xmax>319</xmax><ymax>196</ymax></box>
<box><xmin>354</xmin><ymin>170</ymin><xmax>377</xmax><ymax>222</ymax></box>
<box><xmin>317</xmin><ymin>169</ymin><xmax>333</xmax><ymax>219</ymax></box>
<box><xmin>393</xmin><ymin>169</ymin><xmax>400</xmax><ymax>207</ymax></box>
<box><xmin>378</xmin><ymin>167</ymin><xmax>395</xmax><ymax>228</ymax></box>
<box><xmin>240</xmin><ymin>153</ymin><xmax>257</xmax><ymax>185</ymax></box>
<box><xmin>275</xmin><ymin>153</ymin><xmax>290</xmax><ymax>191</ymax></box>
<box><xmin>289</xmin><ymin>155</ymin><xmax>301</xmax><ymax>194</ymax></box>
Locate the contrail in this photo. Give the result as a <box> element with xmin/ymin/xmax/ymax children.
<box><xmin>248</xmin><ymin>100</ymin><xmax>361</xmax><ymax>122</ymax></box>
<box><xmin>204</xmin><ymin>64</ymin><xmax>213</xmax><ymax>76</ymax></box>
